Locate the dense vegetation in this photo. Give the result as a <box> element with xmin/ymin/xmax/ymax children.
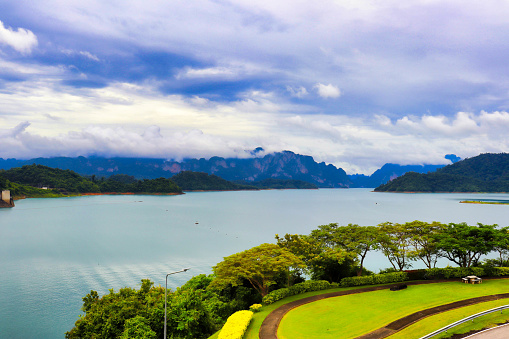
<box><xmin>66</xmin><ymin>220</ymin><xmax>509</xmax><ymax>338</ymax></box>
<box><xmin>170</xmin><ymin>171</ymin><xmax>257</xmax><ymax>191</ymax></box>
<box><xmin>375</xmin><ymin>153</ymin><xmax>509</xmax><ymax>192</ymax></box>
<box><xmin>0</xmin><ymin>165</ymin><xmax>182</xmax><ymax>197</ymax></box>
<box><xmin>235</xmin><ymin>178</ymin><xmax>318</xmax><ymax>189</ymax></box>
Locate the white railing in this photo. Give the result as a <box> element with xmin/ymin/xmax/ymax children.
<box><xmin>419</xmin><ymin>304</ymin><xmax>509</xmax><ymax>339</ymax></box>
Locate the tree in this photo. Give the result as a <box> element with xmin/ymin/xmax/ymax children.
<box><xmin>277</xmin><ymin>229</ymin><xmax>359</xmax><ymax>283</ymax></box>
<box><xmin>210</xmin><ymin>243</ymin><xmax>305</xmax><ymax>297</ymax></box>
<box><xmin>493</xmin><ymin>227</ymin><xmax>509</xmax><ymax>266</ymax></box>
<box><xmin>436</xmin><ymin>223</ymin><xmax>498</xmax><ymax>267</ymax></box>
<box><xmin>377</xmin><ymin>222</ymin><xmax>413</xmax><ymax>271</ymax></box>
<box><xmin>405</xmin><ymin>220</ymin><xmax>446</xmax><ymax>269</ymax></box>
<box><xmin>310</xmin><ymin>223</ymin><xmax>379</xmax><ymax>276</ymax></box>
<box><xmin>120</xmin><ymin>316</ymin><xmax>157</xmax><ymax>339</ymax></box>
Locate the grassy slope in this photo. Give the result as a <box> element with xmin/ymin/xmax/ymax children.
<box><xmin>208</xmin><ymin>285</ymin><xmax>371</xmax><ymax>339</ymax></box>
<box><xmin>277</xmin><ymin>279</ymin><xmax>509</xmax><ymax>339</ymax></box>
<box><xmin>389</xmin><ymin>298</ymin><xmax>509</xmax><ymax>339</ymax></box>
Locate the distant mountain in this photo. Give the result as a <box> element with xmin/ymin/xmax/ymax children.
<box><xmin>375</xmin><ymin>153</ymin><xmax>509</xmax><ymax>192</ymax></box>
<box><xmin>348</xmin><ymin>163</ymin><xmax>447</xmax><ymax>188</ymax></box>
<box><xmin>0</xmin><ymin>151</ymin><xmax>351</xmax><ymax>188</ymax></box>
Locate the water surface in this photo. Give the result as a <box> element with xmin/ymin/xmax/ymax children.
<box><xmin>1</xmin><ymin>189</ymin><xmax>508</xmax><ymax>338</ymax></box>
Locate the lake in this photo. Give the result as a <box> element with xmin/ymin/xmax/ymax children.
<box><xmin>1</xmin><ymin>188</ymin><xmax>509</xmax><ymax>338</ymax></box>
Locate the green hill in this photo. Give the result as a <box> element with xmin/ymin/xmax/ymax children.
<box><xmin>375</xmin><ymin>153</ymin><xmax>509</xmax><ymax>192</ymax></box>
<box><xmin>236</xmin><ymin>178</ymin><xmax>318</xmax><ymax>189</ymax></box>
<box><xmin>1</xmin><ymin>164</ymin><xmax>183</xmax><ymax>197</ymax></box>
<box><xmin>171</xmin><ymin>171</ymin><xmax>257</xmax><ymax>191</ymax></box>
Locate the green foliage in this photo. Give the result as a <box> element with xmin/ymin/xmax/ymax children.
<box><xmin>171</xmin><ymin>171</ymin><xmax>256</xmax><ymax>191</ymax></box>
<box><xmin>483</xmin><ymin>267</ymin><xmax>509</xmax><ymax>277</ymax></box>
<box><xmin>1</xmin><ymin>164</ymin><xmax>182</xmax><ymax>196</ymax></box>
<box><xmin>1</xmin><ymin>164</ymin><xmax>101</xmax><ymax>193</ymax></box>
<box><xmin>217</xmin><ymin>310</ymin><xmax>253</xmax><ymax>339</ymax></box>
<box><xmin>435</xmin><ymin>223</ymin><xmax>499</xmax><ymax>267</ymax></box>
<box><xmin>405</xmin><ymin>220</ymin><xmax>446</xmax><ymax>269</ymax></box>
<box><xmin>211</xmin><ymin>243</ymin><xmax>305</xmax><ymax>297</ymax></box>
<box><xmin>249</xmin><ymin>304</ymin><xmax>262</xmax><ymax>312</ymax></box>
<box><xmin>277</xmin><ymin>225</ymin><xmax>364</xmax><ymax>283</ymax></box>
<box><xmin>339</xmin><ymin>272</ymin><xmax>408</xmax><ymax>287</ymax></box>
<box><xmin>424</xmin><ymin>267</ymin><xmax>485</xmax><ymax>279</ymax></box>
<box><xmin>2</xmin><ymin>179</ymin><xmax>65</xmax><ymax>198</ymax></box>
<box><xmin>120</xmin><ymin>316</ymin><xmax>157</xmax><ymax>339</ymax></box>
<box><xmin>377</xmin><ymin>222</ymin><xmax>413</xmax><ymax>271</ymax></box>
<box><xmin>66</xmin><ymin>278</ymin><xmax>221</xmax><ymax>339</ymax></box>
<box><xmin>0</xmin><ymin>174</ymin><xmax>7</xmax><ymax>190</ymax></box>
<box><xmin>310</xmin><ymin>223</ymin><xmax>379</xmax><ymax>276</ymax></box>
<box><xmin>375</xmin><ymin>153</ymin><xmax>509</xmax><ymax>192</ymax></box>
<box><xmin>239</xmin><ymin>178</ymin><xmax>318</xmax><ymax>189</ymax></box>
<box><xmin>261</xmin><ymin>280</ymin><xmax>338</xmax><ymax>305</ymax></box>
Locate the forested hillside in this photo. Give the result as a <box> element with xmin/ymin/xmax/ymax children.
<box><xmin>375</xmin><ymin>153</ymin><xmax>509</xmax><ymax>192</ymax></box>
<box><xmin>170</xmin><ymin>171</ymin><xmax>257</xmax><ymax>191</ymax></box>
<box><xmin>1</xmin><ymin>165</ymin><xmax>183</xmax><ymax>197</ymax></box>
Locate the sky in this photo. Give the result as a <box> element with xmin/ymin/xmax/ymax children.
<box><xmin>1</xmin><ymin>0</ymin><xmax>509</xmax><ymax>174</ymax></box>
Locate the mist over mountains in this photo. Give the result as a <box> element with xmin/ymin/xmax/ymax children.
<box><xmin>0</xmin><ymin>151</ymin><xmax>458</xmax><ymax>188</ymax></box>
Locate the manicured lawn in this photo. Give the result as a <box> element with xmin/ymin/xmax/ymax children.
<box><xmin>389</xmin><ymin>298</ymin><xmax>509</xmax><ymax>339</ymax></box>
<box><xmin>208</xmin><ymin>285</ymin><xmax>373</xmax><ymax>339</ymax></box>
<box><xmin>277</xmin><ymin>279</ymin><xmax>509</xmax><ymax>339</ymax></box>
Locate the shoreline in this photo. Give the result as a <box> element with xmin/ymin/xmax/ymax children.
<box><xmin>374</xmin><ymin>191</ymin><xmax>509</xmax><ymax>194</ymax></box>
<box><xmin>460</xmin><ymin>200</ymin><xmax>509</xmax><ymax>205</ymax></box>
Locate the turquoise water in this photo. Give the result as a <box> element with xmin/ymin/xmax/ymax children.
<box><xmin>1</xmin><ymin>189</ymin><xmax>509</xmax><ymax>338</ymax></box>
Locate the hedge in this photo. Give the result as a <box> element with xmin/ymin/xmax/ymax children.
<box><xmin>262</xmin><ymin>280</ymin><xmax>338</xmax><ymax>305</ymax></box>
<box><xmin>339</xmin><ymin>272</ymin><xmax>408</xmax><ymax>287</ymax></box>
<box><xmin>424</xmin><ymin>267</ymin><xmax>485</xmax><ymax>279</ymax></box>
<box><xmin>484</xmin><ymin>267</ymin><xmax>509</xmax><ymax>277</ymax></box>
<box><xmin>217</xmin><ymin>310</ymin><xmax>253</xmax><ymax>339</ymax></box>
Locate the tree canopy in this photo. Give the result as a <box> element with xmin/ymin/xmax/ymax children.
<box><xmin>211</xmin><ymin>243</ymin><xmax>305</xmax><ymax>297</ymax></box>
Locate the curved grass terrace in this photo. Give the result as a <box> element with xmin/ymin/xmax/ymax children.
<box><xmin>208</xmin><ymin>279</ymin><xmax>509</xmax><ymax>339</ymax></box>
<box><xmin>277</xmin><ymin>279</ymin><xmax>509</xmax><ymax>338</ymax></box>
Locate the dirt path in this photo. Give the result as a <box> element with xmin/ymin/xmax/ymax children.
<box><xmin>258</xmin><ymin>279</ymin><xmax>509</xmax><ymax>339</ymax></box>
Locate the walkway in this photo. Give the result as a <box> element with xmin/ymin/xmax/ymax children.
<box><xmin>463</xmin><ymin>323</ymin><xmax>509</xmax><ymax>339</ymax></box>
<box><xmin>259</xmin><ymin>280</ymin><xmax>509</xmax><ymax>339</ymax></box>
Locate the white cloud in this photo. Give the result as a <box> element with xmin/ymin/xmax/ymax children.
<box><xmin>60</xmin><ymin>49</ymin><xmax>100</xmax><ymax>61</ymax></box>
<box><xmin>314</xmin><ymin>83</ymin><xmax>341</xmax><ymax>99</ymax></box>
<box><xmin>176</xmin><ymin>66</ymin><xmax>236</xmax><ymax>79</ymax></box>
<box><xmin>286</xmin><ymin>86</ymin><xmax>308</xmax><ymax>98</ymax></box>
<box><xmin>0</xmin><ymin>20</ymin><xmax>37</xmax><ymax>54</ymax></box>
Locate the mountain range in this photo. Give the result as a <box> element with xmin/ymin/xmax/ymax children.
<box><xmin>0</xmin><ymin>151</ymin><xmax>458</xmax><ymax>188</ymax></box>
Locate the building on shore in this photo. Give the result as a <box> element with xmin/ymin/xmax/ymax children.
<box><xmin>1</xmin><ymin>190</ymin><xmax>14</xmax><ymax>208</ymax></box>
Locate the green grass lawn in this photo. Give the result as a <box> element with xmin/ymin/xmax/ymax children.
<box><xmin>277</xmin><ymin>279</ymin><xmax>509</xmax><ymax>339</ymax></box>
<box><xmin>208</xmin><ymin>285</ymin><xmax>372</xmax><ymax>339</ymax></box>
<box><xmin>389</xmin><ymin>298</ymin><xmax>509</xmax><ymax>339</ymax></box>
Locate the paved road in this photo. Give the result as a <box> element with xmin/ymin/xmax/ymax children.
<box><xmin>464</xmin><ymin>323</ymin><xmax>509</xmax><ymax>339</ymax></box>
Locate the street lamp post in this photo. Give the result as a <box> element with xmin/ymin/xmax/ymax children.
<box><xmin>164</xmin><ymin>268</ymin><xmax>190</xmax><ymax>339</ymax></box>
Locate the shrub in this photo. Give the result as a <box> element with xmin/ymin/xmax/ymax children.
<box><xmin>424</xmin><ymin>267</ymin><xmax>485</xmax><ymax>279</ymax></box>
<box><xmin>340</xmin><ymin>272</ymin><xmax>408</xmax><ymax>287</ymax></box>
<box><xmin>483</xmin><ymin>267</ymin><xmax>509</xmax><ymax>277</ymax></box>
<box><xmin>262</xmin><ymin>280</ymin><xmax>337</xmax><ymax>305</ymax></box>
<box><xmin>217</xmin><ymin>310</ymin><xmax>253</xmax><ymax>339</ymax></box>
<box><xmin>405</xmin><ymin>269</ymin><xmax>427</xmax><ymax>280</ymax></box>
<box><xmin>249</xmin><ymin>304</ymin><xmax>262</xmax><ymax>312</ymax></box>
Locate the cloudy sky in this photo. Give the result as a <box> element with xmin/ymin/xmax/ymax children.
<box><xmin>1</xmin><ymin>0</ymin><xmax>509</xmax><ymax>174</ymax></box>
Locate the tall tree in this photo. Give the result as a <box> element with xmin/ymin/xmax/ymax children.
<box><xmin>377</xmin><ymin>222</ymin><xmax>413</xmax><ymax>271</ymax></box>
<box><xmin>210</xmin><ymin>243</ymin><xmax>304</xmax><ymax>297</ymax></box>
<box><xmin>493</xmin><ymin>227</ymin><xmax>509</xmax><ymax>266</ymax></box>
<box><xmin>405</xmin><ymin>220</ymin><xmax>446</xmax><ymax>269</ymax></box>
<box><xmin>436</xmin><ymin>223</ymin><xmax>498</xmax><ymax>267</ymax></box>
<box><xmin>309</xmin><ymin>223</ymin><xmax>379</xmax><ymax>276</ymax></box>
